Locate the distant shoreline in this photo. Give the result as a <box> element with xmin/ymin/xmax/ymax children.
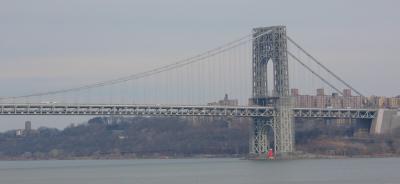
<box><xmin>1</xmin><ymin>153</ymin><xmax>399</xmax><ymax>161</ymax></box>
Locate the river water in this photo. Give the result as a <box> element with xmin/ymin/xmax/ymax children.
<box><xmin>0</xmin><ymin>158</ymin><xmax>398</xmax><ymax>184</ymax></box>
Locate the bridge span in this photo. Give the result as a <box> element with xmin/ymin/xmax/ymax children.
<box><xmin>0</xmin><ymin>103</ymin><xmax>377</xmax><ymax>119</ymax></box>
<box><xmin>0</xmin><ymin>25</ymin><xmax>383</xmax><ymax>157</ymax></box>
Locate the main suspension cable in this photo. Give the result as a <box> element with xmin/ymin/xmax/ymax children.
<box><xmin>287</xmin><ymin>51</ymin><xmax>344</xmax><ymax>95</ymax></box>
<box><xmin>286</xmin><ymin>36</ymin><xmax>365</xmax><ymax>97</ymax></box>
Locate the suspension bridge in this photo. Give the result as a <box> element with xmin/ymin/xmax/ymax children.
<box><xmin>0</xmin><ymin>26</ymin><xmax>380</xmax><ymax>157</ymax></box>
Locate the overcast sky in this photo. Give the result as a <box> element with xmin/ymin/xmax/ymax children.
<box><xmin>0</xmin><ymin>0</ymin><xmax>399</xmax><ymax>130</ymax></box>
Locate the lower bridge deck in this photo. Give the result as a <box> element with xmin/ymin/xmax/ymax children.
<box><xmin>0</xmin><ymin>104</ymin><xmax>377</xmax><ymax>119</ymax></box>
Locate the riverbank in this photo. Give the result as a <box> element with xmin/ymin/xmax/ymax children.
<box><xmin>1</xmin><ymin>116</ymin><xmax>399</xmax><ymax>161</ymax></box>
<box><xmin>1</xmin><ymin>152</ymin><xmax>400</xmax><ymax>161</ymax></box>
<box><xmin>0</xmin><ymin>153</ymin><xmax>245</xmax><ymax>161</ymax></box>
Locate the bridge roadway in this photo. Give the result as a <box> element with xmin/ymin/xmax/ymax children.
<box><xmin>0</xmin><ymin>103</ymin><xmax>377</xmax><ymax>119</ymax></box>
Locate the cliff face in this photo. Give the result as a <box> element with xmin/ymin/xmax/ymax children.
<box><xmin>0</xmin><ymin>117</ymin><xmax>399</xmax><ymax>159</ymax></box>
<box><xmin>0</xmin><ymin>117</ymin><xmax>250</xmax><ymax>159</ymax></box>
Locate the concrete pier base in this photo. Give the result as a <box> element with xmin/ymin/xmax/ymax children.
<box><xmin>370</xmin><ymin>109</ymin><xmax>400</xmax><ymax>134</ymax></box>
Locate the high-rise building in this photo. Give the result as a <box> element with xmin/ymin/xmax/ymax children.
<box><xmin>315</xmin><ymin>95</ymin><xmax>328</xmax><ymax>108</ymax></box>
<box><xmin>343</xmin><ymin>89</ymin><xmax>352</xmax><ymax>97</ymax></box>
<box><xmin>208</xmin><ymin>94</ymin><xmax>238</xmax><ymax>106</ymax></box>
<box><xmin>25</xmin><ymin>121</ymin><xmax>31</xmax><ymax>132</ymax></box>
<box><xmin>290</xmin><ymin>88</ymin><xmax>397</xmax><ymax>109</ymax></box>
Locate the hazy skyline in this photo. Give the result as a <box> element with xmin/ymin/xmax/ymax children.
<box><xmin>0</xmin><ymin>0</ymin><xmax>399</xmax><ymax>130</ymax></box>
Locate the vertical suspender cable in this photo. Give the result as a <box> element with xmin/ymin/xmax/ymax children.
<box><xmin>288</xmin><ymin>51</ymin><xmax>344</xmax><ymax>96</ymax></box>
<box><xmin>287</xmin><ymin>36</ymin><xmax>365</xmax><ymax>97</ymax></box>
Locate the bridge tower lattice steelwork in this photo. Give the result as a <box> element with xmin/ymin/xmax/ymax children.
<box><xmin>250</xmin><ymin>26</ymin><xmax>294</xmax><ymax>156</ymax></box>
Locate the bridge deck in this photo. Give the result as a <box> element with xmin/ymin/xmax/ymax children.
<box><xmin>0</xmin><ymin>103</ymin><xmax>377</xmax><ymax>119</ymax></box>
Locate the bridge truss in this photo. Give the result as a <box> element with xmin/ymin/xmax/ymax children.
<box><xmin>0</xmin><ymin>103</ymin><xmax>376</xmax><ymax>119</ymax></box>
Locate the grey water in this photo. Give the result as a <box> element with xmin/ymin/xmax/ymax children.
<box><xmin>0</xmin><ymin>158</ymin><xmax>399</xmax><ymax>184</ymax></box>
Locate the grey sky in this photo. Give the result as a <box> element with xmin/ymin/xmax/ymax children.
<box><xmin>0</xmin><ymin>0</ymin><xmax>399</xmax><ymax>130</ymax></box>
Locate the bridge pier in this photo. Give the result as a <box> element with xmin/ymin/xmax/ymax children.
<box><xmin>371</xmin><ymin>109</ymin><xmax>400</xmax><ymax>134</ymax></box>
<box><xmin>274</xmin><ymin>97</ymin><xmax>295</xmax><ymax>155</ymax></box>
<box><xmin>249</xmin><ymin>118</ymin><xmax>275</xmax><ymax>155</ymax></box>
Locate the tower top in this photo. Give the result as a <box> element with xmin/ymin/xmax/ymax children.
<box><xmin>253</xmin><ymin>25</ymin><xmax>286</xmax><ymax>32</ymax></box>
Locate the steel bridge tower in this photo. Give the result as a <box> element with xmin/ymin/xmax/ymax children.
<box><xmin>250</xmin><ymin>26</ymin><xmax>294</xmax><ymax>157</ymax></box>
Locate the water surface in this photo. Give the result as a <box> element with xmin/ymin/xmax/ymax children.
<box><xmin>0</xmin><ymin>158</ymin><xmax>398</xmax><ymax>184</ymax></box>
